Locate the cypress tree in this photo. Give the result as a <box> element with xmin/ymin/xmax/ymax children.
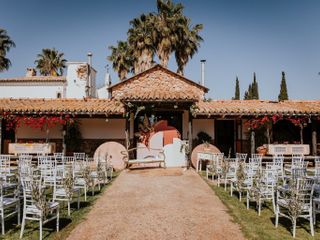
<box><xmin>244</xmin><ymin>84</ymin><xmax>252</xmax><ymax>100</ymax></box>
<box><xmin>252</xmin><ymin>72</ymin><xmax>259</xmax><ymax>99</ymax></box>
<box><xmin>278</xmin><ymin>71</ymin><xmax>289</xmax><ymax>101</ymax></box>
<box><xmin>233</xmin><ymin>77</ymin><xmax>240</xmax><ymax>100</ymax></box>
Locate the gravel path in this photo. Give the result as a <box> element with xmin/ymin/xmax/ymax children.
<box><xmin>67</xmin><ymin>168</ymin><xmax>244</xmax><ymax>240</ymax></box>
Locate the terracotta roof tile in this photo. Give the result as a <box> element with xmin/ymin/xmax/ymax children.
<box><xmin>195</xmin><ymin>100</ymin><xmax>320</xmax><ymax>116</ymax></box>
<box><xmin>111</xmin><ymin>65</ymin><xmax>207</xmax><ymax>101</ymax></box>
<box><xmin>0</xmin><ymin>76</ymin><xmax>66</xmax><ymax>82</ymax></box>
<box><xmin>0</xmin><ymin>98</ymin><xmax>124</xmax><ymax>115</ymax></box>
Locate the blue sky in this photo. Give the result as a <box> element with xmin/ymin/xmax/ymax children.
<box><xmin>1</xmin><ymin>0</ymin><xmax>319</xmax><ymax>100</ymax></box>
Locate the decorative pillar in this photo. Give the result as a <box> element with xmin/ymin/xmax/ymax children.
<box><xmin>266</xmin><ymin>125</ymin><xmax>271</xmax><ymax>145</ymax></box>
<box><xmin>125</xmin><ymin>113</ymin><xmax>130</xmax><ymax>150</ymax></box>
<box><xmin>312</xmin><ymin>121</ymin><xmax>317</xmax><ymax>156</ymax></box>
<box><xmin>129</xmin><ymin>113</ymin><xmax>134</xmax><ymax>145</ymax></box>
<box><xmin>250</xmin><ymin>130</ymin><xmax>255</xmax><ymax>154</ymax></box>
<box><xmin>0</xmin><ymin>117</ymin><xmax>2</xmax><ymax>154</ymax></box>
<box><xmin>300</xmin><ymin>125</ymin><xmax>304</xmax><ymax>144</ymax></box>
<box><xmin>62</xmin><ymin>126</ymin><xmax>66</xmax><ymax>155</ymax></box>
<box><xmin>188</xmin><ymin>115</ymin><xmax>193</xmax><ymax>154</ymax></box>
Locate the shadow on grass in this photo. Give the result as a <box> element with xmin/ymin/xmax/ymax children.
<box><xmin>1</xmin><ymin>174</ymin><xmax>118</xmax><ymax>240</ymax></box>
<box><xmin>201</xmin><ymin>175</ymin><xmax>320</xmax><ymax>240</ymax></box>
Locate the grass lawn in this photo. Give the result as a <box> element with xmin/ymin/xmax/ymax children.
<box><xmin>203</xmin><ymin>176</ymin><xmax>320</xmax><ymax>240</ymax></box>
<box><xmin>1</xmin><ymin>173</ymin><xmax>118</xmax><ymax>240</ymax></box>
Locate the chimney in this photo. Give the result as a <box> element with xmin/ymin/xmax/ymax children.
<box><xmin>26</xmin><ymin>68</ymin><xmax>37</xmax><ymax>77</ymax></box>
<box><xmin>105</xmin><ymin>65</ymin><xmax>112</xmax><ymax>99</ymax></box>
<box><xmin>200</xmin><ymin>60</ymin><xmax>206</xmax><ymax>86</ymax></box>
<box><xmin>86</xmin><ymin>52</ymin><xmax>93</xmax><ymax>97</ymax></box>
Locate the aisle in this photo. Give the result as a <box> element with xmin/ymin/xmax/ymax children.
<box><xmin>67</xmin><ymin>168</ymin><xmax>244</xmax><ymax>240</ymax></box>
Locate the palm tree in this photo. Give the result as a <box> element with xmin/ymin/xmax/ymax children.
<box><xmin>175</xmin><ymin>19</ymin><xmax>203</xmax><ymax>75</ymax></box>
<box><xmin>128</xmin><ymin>14</ymin><xmax>155</xmax><ymax>74</ymax></box>
<box><xmin>107</xmin><ymin>41</ymin><xmax>132</xmax><ymax>81</ymax></box>
<box><xmin>35</xmin><ymin>48</ymin><xmax>67</xmax><ymax>76</ymax></box>
<box><xmin>0</xmin><ymin>28</ymin><xmax>15</xmax><ymax>72</ymax></box>
<box><xmin>154</xmin><ymin>0</ymin><xmax>184</xmax><ymax>67</ymax></box>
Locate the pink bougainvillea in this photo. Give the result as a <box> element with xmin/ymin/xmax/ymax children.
<box><xmin>246</xmin><ymin>114</ymin><xmax>309</xmax><ymax>130</ymax></box>
<box><xmin>2</xmin><ymin>112</ymin><xmax>72</xmax><ymax>131</ymax></box>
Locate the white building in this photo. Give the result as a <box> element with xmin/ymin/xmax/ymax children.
<box><xmin>0</xmin><ymin>61</ymin><xmax>98</xmax><ymax>99</ymax></box>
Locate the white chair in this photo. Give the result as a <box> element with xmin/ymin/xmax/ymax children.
<box><xmin>20</xmin><ymin>177</ymin><xmax>59</xmax><ymax>240</ymax></box>
<box><xmin>73</xmin><ymin>152</ymin><xmax>86</xmax><ymax>162</ymax></box>
<box><xmin>247</xmin><ymin>169</ymin><xmax>277</xmax><ymax>216</ymax></box>
<box><xmin>206</xmin><ymin>153</ymin><xmax>224</xmax><ymax>181</ymax></box>
<box><xmin>17</xmin><ymin>156</ymin><xmax>33</xmax><ymax>180</ymax></box>
<box><xmin>251</xmin><ymin>153</ymin><xmax>263</xmax><ymax>160</ymax></box>
<box><xmin>73</xmin><ymin>161</ymin><xmax>88</xmax><ymax>201</ymax></box>
<box><xmin>0</xmin><ymin>178</ymin><xmax>20</xmax><ymax>235</ymax></box>
<box><xmin>53</xmin><ymin>167</ymin><xmax>80</xmax><ymax>216</ymax></box>
<box><xmin>272</xmin><ymin>155</ymin><xmax>284</xmax><ymax>180</ymax></box>
<box><xmin>221</xmin><ymin>158</ymin><xmax>238</xmax><ymax>191</ymax></box>
<box><xmin>275</xmin><ymin>178</ymin><xmax>315</xmax><ymax>238</ymax></box>
<box><xmin>313</xmin><ymin>183</ymin><xmax>320</xmax><ymax>225</ymax></box>
<box><xmin>248</xmin><ymin>156</ymin><xmax>262</xmax><ymax>175</ymax></box>
<box><xmin>0</xmin><ymin>155</ymin><xmax>14</xmax><ymax>179</ymax></box>
<box><xmin>231</xmin><ymin>162</ymin><xmax>253</xmax><ymax>201</ymax></box>
<box><xmin>38</xmin><ymin>156</ymin><xmax>56</xmax><ymax>187</ymax></box>
<box><xmin>197</xmin><ymin>152</ymin><xmax>213</xmax><ymax>172</ymax></box>
<box><xmin>236</xmin><ymin>153</ymin><xmax>247</xmax><ymax>162</ymax></box>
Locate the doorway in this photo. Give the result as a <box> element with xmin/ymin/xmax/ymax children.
<box><xmin>215</xmin><ymin>120</ymin><xmax>235</xmax><ymax>156</ymax></box>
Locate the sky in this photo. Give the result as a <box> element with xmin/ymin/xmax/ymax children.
<box><xmin>0</xmin><ymin>0</ymin><xmax>320</xmax><ymax>100</ymax></box>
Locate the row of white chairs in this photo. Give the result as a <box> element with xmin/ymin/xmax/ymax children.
<box><xmin>0</xmin><ymin>153</ymin><xmax>113</xmax><ymax>239</ymax></box>
<box><xmin>204</xmin><ymin>153</ymin><xmax>320</xmax><ymax>238</ymax></box>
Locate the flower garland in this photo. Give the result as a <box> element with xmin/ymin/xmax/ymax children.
<box><xmin>246</xmin><ymin>115</ymin><xmax>309</xmax><ymax>130</ymax></box>
<box><xmin>2</xmin><ymin>112</ymin><xmax>72</xmax><ymax>131</ymax></box>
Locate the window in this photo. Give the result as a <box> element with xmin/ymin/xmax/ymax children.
<box><xmin>56</xmin><ymin>92</ymin><xmax>62</xmax><ymax>98</ymax></box>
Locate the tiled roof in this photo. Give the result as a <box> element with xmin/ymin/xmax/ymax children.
<box><xmin>111</xmin><ymin>65</ymin><xmax>208</xmax><ymax>101</ymax></box>
<box><xmin>0</xmin><ymin>98</ymin><xmax>125</xmax><ymax>115</ymax></box>
<box><xmin>0</xmin><ymin>76</ymin><xmax>66</xmax><ymax>82</ymax></box>
<box><xmin>195</xmin><ymin>100</ymin><xmax>320</xmax><ymax>116</ymax></box>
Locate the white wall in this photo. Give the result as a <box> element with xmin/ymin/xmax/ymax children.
<box><xmin>97</xmin><ymin>86</ymin><xmax>108</xmax><ymax>98</ymax></box>
<box><xmin>65</xmin><ymin>63</ymin><xmax>87</xmax><ymax>98</ymax></box>
<box><xmin>16</xmin><ymin>124</ymin><xmax>63</xmax><ymax>139</ymax></box>
<box><xmin>192</xmin><ymin>119</ymin><xmax>214</xmax><ymax>140</ymax></box>
<box><xmin>0</xmin><ymin>85</ymin><xmax>64</xmax><ymax>98</ymax></box>
<box><xmin>78</xmin><ymin>118</ymin><xmax>125</xmax><ymax>139</ymax></box>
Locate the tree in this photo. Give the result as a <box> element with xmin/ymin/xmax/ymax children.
<box><xmin>154</xmin><ymin>0</ymin><xmax>184</xmax><ymax>67</ymax></box>
<box><xmin>0</xmin><ymin>28</ymin><xmax>15</xmax><ymax>72</ymax></box>
<box><xmin>251</xmin><ymin>72</ymin><xmax>259</xmax><ymax>99</ymax></box>
<box><xmin>232</xmin><ymin>76</ymin><xmax>240</xmax><ymax>100</ymax></box>
<box><xmin>108</xmin><ymin>0</ymin><xmax>203</xmax><ymax>78</ymax></box>
<box><xmin>175</xmin><ymin>19</ymin><xmax>203</xmax><ymax>75</ymax></box>
<box><xmin>108</xmin><ymin>41</ymin><xmax>132</xmax><ymax>80</ymax></box>
<box><xmin>244</xmin><ymin>84</ymin><xmax>252</xmax><ymax>100</ymax></box>
<box><xmin>278</xmin><ymin>71</ymin><xmax>289</xmax><ymax>101</ymax></box>
<box><xmin>35</xmin><ymin>48</ymin><xmax>67</xmax><ymax>76</ymax></box>
<box><xmin>127</xmin><ymin>14</ymin><xmax>155</xmax><ymax>74</ymax></box>
<box><xmin>243</xmin><ymin>73</ymin><xmax>259</xmax><ymax>100</ymax></box>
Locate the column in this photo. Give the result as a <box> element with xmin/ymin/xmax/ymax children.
<box><xmin>312</xmin><ymin>121</ymin><xmax>317</xmax><ymax>156</ymax></box>
<box><xmin>250</xmin><ymin>130</ymin><xmax>255</xmax><ymax>154</ymax></box>
<box><xmin>300</xmin><ymin>125</ymin><xmax>304</xmax><ymax>144</ymax></box>
<box><xmin>62</xmin><ymin>126</ymin><xmax>66</xmax><ymax>155</ymax></box>
<box><xmin>0</xmin><ymin>117</ymin><xmax>2</xmax><ymax>154</ymax></box>
<box><xmin>188</xmin><ymin>114</ymin><xmax>193</xmax><ymax>169</ymax></box>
